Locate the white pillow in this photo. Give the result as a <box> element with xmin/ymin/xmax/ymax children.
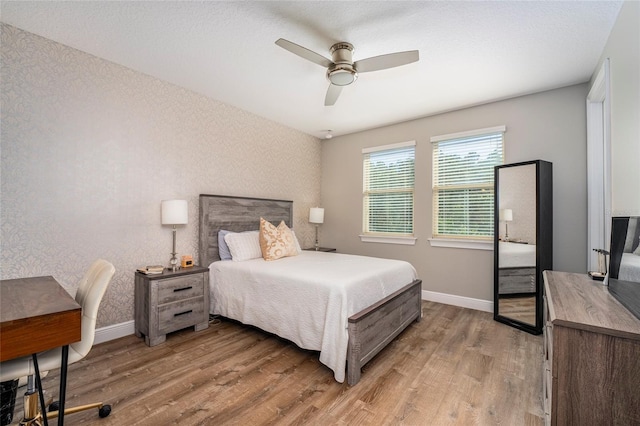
<box><xmin>224</xmin><ymin>230</ymin><xmax>262</xmax><ymax>262</ymax></box>
<box><xmin>290</xmin><ymin>230</ymin><xmax>302</xmax><ymax>253</ymax></box>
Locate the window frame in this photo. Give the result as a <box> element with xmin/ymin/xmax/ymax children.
<box><xmin>430</xmin><ymin>126</ymin><xmax>505</xmax><ymax>250</ymax></box>
<box><xmin>360</xmin><ymin>140</ymin><xmax>417</xmax><ymax>245</ymax></box>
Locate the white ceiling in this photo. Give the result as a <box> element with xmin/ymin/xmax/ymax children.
<box><xmin>0</xmin><ymin>1</ymin><xmax>623</xmax><ymax>138</ymax></box>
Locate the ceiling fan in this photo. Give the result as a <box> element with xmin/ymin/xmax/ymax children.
<box><xmin>275</xmin><ymin>38</ymin><xmax>419</xmax><ymax>106</ymax></box>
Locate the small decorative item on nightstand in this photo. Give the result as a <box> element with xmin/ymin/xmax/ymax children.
<box><xmin>181</xmin><ymin>255</ymin><xmax>194</xmax><ymax>268</ymax></box>
<box><xmin>304</xmin><ymin>247</ymin><xmax>336</xmax><ymax>253</ymax></box>
<box><xmin>136</xmin><ymin>265</ymin><xmax>164</xmax><ymax>275</ymax></box>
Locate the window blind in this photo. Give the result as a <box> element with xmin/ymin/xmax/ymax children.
<box><xmin>363</xmin><ymin>142</ymin><xmax>415</xmax><ymax>235</ymax></box>
<box><xmin>432</xmin><ymin>129</ymin><xmax>504</xmax><ymax>239</ymax></box>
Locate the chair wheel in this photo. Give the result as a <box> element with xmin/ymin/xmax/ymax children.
<box><xmin>99</xmin><ymin>405</ymin><xmax>111</xmax><ymax>418</ymax></box>
<box><xmin>48</xmin><ymin>401</ymin><xmax>60</xmax><ymax>412</ymax></box>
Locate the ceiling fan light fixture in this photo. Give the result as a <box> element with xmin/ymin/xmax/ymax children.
<box><xmin>327</xmin><ymin>66</ymin><xmax>357</xmax><ymax>86</ymax></box>
<box><xmin>275</xmin><ymin>38</ymin><xmax>418</xmax><ymax>106</ymax></box>
<box><xmin>325</xmin><ymin>130</ymin><xmax>333</xmax><ymax>139</ymax></box>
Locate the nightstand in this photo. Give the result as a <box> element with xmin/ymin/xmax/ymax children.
<box><xmin>134</xmin><ymin>265</ymin><xmax>209</xmax><ymax>347</ymax></box>
<box><xmin>304</xmin><ymin>247</ymin><xmax>337</xmax><ymax>252</ymax></box>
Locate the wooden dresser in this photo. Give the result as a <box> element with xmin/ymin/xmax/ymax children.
<box><xmin>543</xmin><ymin>271</ymin><xmax>640</xmax><ymax>425</ymax></box>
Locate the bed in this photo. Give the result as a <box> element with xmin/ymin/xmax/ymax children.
<box><xmin>198</xmin><ymin>194</ymin><xmax>422</xmax><ymax>385</ymax></box>
<box><xmin>498</xmin><ymin>241</ymin><xmax>536</xmax><ymax>295</ymax></box>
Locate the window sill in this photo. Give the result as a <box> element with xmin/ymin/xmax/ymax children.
<box><xmin>359</xmin><ymin>235</ymin><xmax>417</xmax><ymax>245</ymax></box>
<box><xmin>428</xmin><ymin>238</ymin><xmax>493</xmax><ymax>251</ymax></box>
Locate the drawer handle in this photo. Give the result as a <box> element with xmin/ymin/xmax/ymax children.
<box><xmin>174</xmin><ymin>310</ymin><xmax>193</xmax><ymax>317</ymax></box>
<box><xmin>173</xmin><ymin>286</ymin><xmax>193</xmax><ymax>292</ymax></box>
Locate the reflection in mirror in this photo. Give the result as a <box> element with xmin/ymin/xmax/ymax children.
<box><xmin>497</xmin><ymin>164</ymin><xmax>537</xmax><ymax>327</ymax></box>
<box><xmin>608</xmin><ymin>217</ymin><xmax>640</xmax><ymax>321</ymax></box>
<box><xmin>613</xmin><ymin>217</ymin><xmax>640</xmax><ymax>282</ymax></box>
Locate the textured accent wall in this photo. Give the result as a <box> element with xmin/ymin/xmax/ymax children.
<box><xmin>0</xmin><ymin>24</ymin><xmax>322</xmax><ymax>327</ymax></box>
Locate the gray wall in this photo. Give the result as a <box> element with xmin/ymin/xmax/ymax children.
<box><xmin>321</xmin><ymin>84</ymin><xmax>588</xmax><ymax>302</ymax></box>
<box><xmin>593</xmin><ymin>0</ymin><xmax>640</xmax><ymax>216</ymax></box>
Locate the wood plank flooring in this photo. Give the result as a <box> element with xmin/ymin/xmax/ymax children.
<box><xmin>10</xmin><ymin>301</ymin><xmax>544</xmax><ymax>425</ymax></box>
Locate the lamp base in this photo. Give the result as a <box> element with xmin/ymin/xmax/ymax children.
<box><xmin>169</xmin><ymin>226</ymin><xmax>180</xmax><ymax>271</ymax></box>
<box><xmin>169</xmin><ymin>253</ymin><xmax>180</xmax><ymax>272</ymax></box>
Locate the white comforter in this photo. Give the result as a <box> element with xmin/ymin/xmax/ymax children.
<box><xmin>209</xmin><ymin>251</ymin><xmax>418</xmax><ymax>383</ymax></box>
<box><xmin>499</xmin><ymin>241</ymin><xmax>536</xmax><ymax>268</ymax></box>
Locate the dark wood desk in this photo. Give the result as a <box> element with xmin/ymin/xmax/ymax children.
<box><xmin>1</xmin><ymin>276</ymin><xmax>82</xmax><ymax>425</ymax></box>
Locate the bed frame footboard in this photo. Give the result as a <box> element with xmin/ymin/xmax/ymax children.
<box><xmin>346</xmin><ymin>279</ymin><xmax>422</xmax><ymax>385</ymax></box>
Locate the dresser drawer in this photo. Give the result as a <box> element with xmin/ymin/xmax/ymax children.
<box><xmin>545</xmin><ymin>324</ymin><xmax>554</xmax><ymax>375</ymax></box>
<box><xmin>158</xmin><ymin>296</ymin><xmax>206</xmax><ymax>334</ymax></box>
<box><xmin>157</xmin><ymin>274</ymin><xmax>205</xmax><ymax>304</ymax></box>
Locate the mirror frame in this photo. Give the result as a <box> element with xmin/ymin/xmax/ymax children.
<box><xmin>493</xmin><ymin>160</ymin><xmax>553</xmax><ymax>335</ymax></box>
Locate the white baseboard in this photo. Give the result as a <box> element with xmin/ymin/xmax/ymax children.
<box><xmin>422</xmin><ymin>290</ymin><xmax>493</xmax><ymax>313</ymax></box>
<box><xmin>94</xmin><ymin>293</ymin><xmax>493</xmax><ymax>345</ymax></box>
<box><xmin>94</xmin><ymin>320</ymin><xmax>135</xmax><ymax>344</ymax></box>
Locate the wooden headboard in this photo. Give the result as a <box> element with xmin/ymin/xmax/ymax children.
<box><xmin>198</xmin><ymin>194</ymin><xmax>293</xmax><ymax>267</ymax></box>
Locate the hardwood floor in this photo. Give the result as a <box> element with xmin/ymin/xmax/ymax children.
<box><xmin>11</xmin><ymin>301</ymin><xmax>544</xmax><ymax>425</ymax></box>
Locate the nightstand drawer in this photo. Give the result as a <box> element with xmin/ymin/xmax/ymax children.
<box><xmin>158</xmin><ymin>296</ymin><xmax>206</xmax><ymax>334</ymax></box>
<box><xmin>157</xmin><ymin>274</ymin><xmax>204</xmax><ymax>304</ymax></box>
<box><xmin>498</xmin><ymin>267</ymin><xmax>535</xmax><ymax>293</ymax></box>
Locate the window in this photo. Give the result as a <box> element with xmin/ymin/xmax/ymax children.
<box><xmin>362</xmin><ymin>141</ymin><xmax>415</xmax><ymax>243</ymax></box>
<box><xmin>431</xmin><ymin>126</ymin><xmax>504</xmax><ymax>241</ymax></box>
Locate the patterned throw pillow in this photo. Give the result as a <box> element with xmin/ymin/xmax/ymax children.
<box><xmin>259</xmin><ymin>217</ymin><xmax>299</xmax><ymax>261</ymax></box>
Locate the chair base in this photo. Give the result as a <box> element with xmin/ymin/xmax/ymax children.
<box><xmin>16</xmin><ymin>398</ymin><xmax>111</xmax><ymax>425</ymax></box>
<box><xmin>48</xmin><ymin>401</ymin><xmax>111</xmax><ymax>419</ymax></box>
<box><xmin>16</xmin><ymin>389</ymin><xmax>51</xmax><ymax>426</ymax></box>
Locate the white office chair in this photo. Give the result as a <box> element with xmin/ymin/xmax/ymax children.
<box><xmin>0</xmin><ymin>259</ymin><xmax>115</xmax><ymax>424</ymax></box>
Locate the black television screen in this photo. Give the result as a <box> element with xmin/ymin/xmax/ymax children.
<box><xmin>608</xmin><ymin>216</ymin><xmax>640</xmax><ymax>321</ymax></box>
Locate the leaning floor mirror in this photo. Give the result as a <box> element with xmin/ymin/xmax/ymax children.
<box><xmin>494</xmin><ymin>160</ymin><xmax>552</xmax><ymax>335</ymax></box>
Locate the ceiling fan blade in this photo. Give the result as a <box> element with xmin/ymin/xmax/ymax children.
<box><xmin>354</xmin><ymin>50</ymin><xmax>419</xmax><ymax>73</ymax></box>
<box><xmin>275</xmin><ymin>38</ymin><xmax>333</xmax><ymax>68</ymax></box>
<box><xmin>325</xmin><ymin>84</ymin><xmax>343</xmax><ymax>106</ymax></box>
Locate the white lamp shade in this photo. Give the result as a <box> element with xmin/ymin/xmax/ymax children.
<box><xmin>309</xmin><ymin>207</ymin><xmax>324</xmax><ymax>224</ymax></box>
<box><xmin>161</xmin><ymin>200</ymin><xmax>188</xmax><ymax>225</ymax></box>
<box><xmin>500</xmin><ymin>208</ymin><xmax>513</xmax><ymax>222</ymax></box>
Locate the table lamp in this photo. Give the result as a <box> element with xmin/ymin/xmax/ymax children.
<box><xmin>500</xmin><ymin>208</ymin><xmax>513</xmax><ymax>242</ymax></box>
<box><xmin>309</xmin><ymin>207</ymin><xmax>325</xmax><ymax>250</ymax></box>
<box><xmin>161</xmin><ymin>199</ymin><xmax>188</xmax><ymax>271</ymax></box>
